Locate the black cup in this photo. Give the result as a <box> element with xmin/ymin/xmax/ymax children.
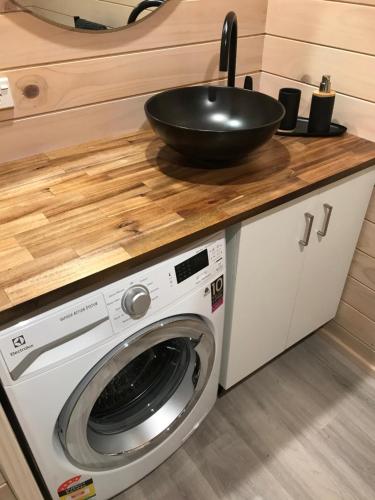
<box><xmin>278</xmin><ymin>88</ymin><xmax>301</xmax><ymax>131</ymax></box>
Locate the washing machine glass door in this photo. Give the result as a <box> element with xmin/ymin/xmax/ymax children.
<box><xmin>58</xmin><ymin>315</ymin><xmax>215</xmax><ymax>470</ymax></box>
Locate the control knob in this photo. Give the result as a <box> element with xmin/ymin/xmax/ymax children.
<box><xmin>121</xmin><ymin>285</ymin><xmax>151</xmax><ymax>318</ymax></box>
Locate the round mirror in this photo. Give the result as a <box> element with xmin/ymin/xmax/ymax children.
<box><xmin>13</xmin><ymin>0</ymin><xmax>167</xmax><ymax>31</ymax></box>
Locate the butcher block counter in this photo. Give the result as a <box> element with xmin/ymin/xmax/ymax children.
<box><xmin>0</xmin><ymin>129</ymin><xmax>374</xmax><ymax>322</ymax></box>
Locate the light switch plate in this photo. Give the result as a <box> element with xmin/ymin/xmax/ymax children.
<box><xmin>0</xmin><ymin>77</ymin><xmax>14</xmax><ymax>110</ymax></box>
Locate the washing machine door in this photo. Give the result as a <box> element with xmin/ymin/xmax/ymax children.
<box><xmin>57</xmin><ymin>315</ymin><xmax>215</xmax><ymax>470</ymax></box>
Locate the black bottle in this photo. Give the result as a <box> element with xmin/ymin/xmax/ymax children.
<box><xmin>308</xmin><ymin>75</ymin><xmax>336</xmax><ymax>134</ymax></box>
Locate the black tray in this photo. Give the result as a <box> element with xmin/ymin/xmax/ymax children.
<box><xmin>276</xmin><ymin>117</ymin><xmax>347</xmax><ymax>137</ymax></box>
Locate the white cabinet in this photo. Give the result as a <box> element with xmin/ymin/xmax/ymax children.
<box><xmin>287</xmin><ymin>171</ymin><xmax>375</xmax><ymax>347</ymax></box>
<box><xmin>221</xmin><ymin>168</ymin><xmax>375</xmax><ymax>389</ymax></box>
<box><xmin>221</xmin><ymin>196</ymin><xmax>313</xmax><ymax>389</ymax></box>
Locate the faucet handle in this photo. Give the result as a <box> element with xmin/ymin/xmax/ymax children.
<box><xmin>244</xmin><ymin>76</ymin><xmax>253</xmax><ymax>91</ymax></box>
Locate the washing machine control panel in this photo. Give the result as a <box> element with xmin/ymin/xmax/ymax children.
<box><xmin>103</xmin><ymin>234</ymin><xmax>225</xmax><ymax>334</ymax></box>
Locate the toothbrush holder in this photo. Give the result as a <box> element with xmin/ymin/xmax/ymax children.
<box><xmin>278</xmin><ymin>88</ymin><xmax>301</xmax><ymax>131</ymax></box>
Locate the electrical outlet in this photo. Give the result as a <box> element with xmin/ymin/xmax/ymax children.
<box><xmin>0</xmin><ymin>77</ymin><xmax>14</xmax><ymax>110</ymax></box>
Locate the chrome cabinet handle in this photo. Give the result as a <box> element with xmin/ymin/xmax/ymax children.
<box><xmin>299</xmin><ymin>213</ymin><xmax>314</xmax><ymax>247</ymax></box>
<box><xmin>318</xmin><ymin>204</ymin><xmax>333</xmax><ymax>237</ymax></box>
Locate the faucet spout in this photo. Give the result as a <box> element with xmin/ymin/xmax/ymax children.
<box><xmin>219</xmin><ymin>12</ymin><xmax>238</xmax><ymax>87</ymax></box>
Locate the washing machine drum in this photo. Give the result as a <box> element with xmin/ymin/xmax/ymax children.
<box><xmin>57</xmin><ymin>315</ymin><xmax>215</xmax><ymax>470</ymax></box>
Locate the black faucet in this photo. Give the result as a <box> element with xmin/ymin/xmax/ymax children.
<box><xmin>219</xmin><ymin>12</ymin><xmax>238</xmax><ymax>87</ymax></box>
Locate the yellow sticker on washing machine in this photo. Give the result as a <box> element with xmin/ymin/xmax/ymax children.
<box><xmin>58</xmin><ymin>476</ymin><xmax>96</xmax><ymax>499</ymax></box>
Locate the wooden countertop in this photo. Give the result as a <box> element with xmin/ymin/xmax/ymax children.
<box><xmin>0</xmin><ymin>130</ymin><xmax>374</xmax><ymax>319</ymax></box>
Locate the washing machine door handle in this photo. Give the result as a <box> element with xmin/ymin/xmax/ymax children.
<box><xmin>57</xmin><ymin>314</ymin><xmax>215</xmax><ymax>470</ymax></box>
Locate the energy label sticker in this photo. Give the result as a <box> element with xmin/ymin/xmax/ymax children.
<box><xmin>58</xmin><ymin>476</ymin><xmax>96</xmax><ymax>500</ymax></box>
<box><xmin>211</xmin><ymin>275</ymin><xmax>224</xmax><ymax>312</ymax></box>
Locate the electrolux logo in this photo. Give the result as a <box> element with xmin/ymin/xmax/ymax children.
<box><xmin>12</xmin><ymin>335</ymin><xmax>26</xmax><ymax>348</ymax></box>
<box><xmin>9</xmin><ymin>335</ymin><xmax>34</xmax><ymax>357</ymax></box>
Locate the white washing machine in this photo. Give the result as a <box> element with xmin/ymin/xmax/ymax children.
<box><xmin>0</xmin><ymin>232</ymin><xmax>225</xmax><ymax>500</ymax></box>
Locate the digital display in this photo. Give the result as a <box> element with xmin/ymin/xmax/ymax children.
<box><xmin>175</xmin><ymin>250</ymin><xmax>209</xmax><ymax>284</ymax></box>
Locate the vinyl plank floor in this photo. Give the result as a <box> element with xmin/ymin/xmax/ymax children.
<box><xmin>116</xmin><ymin>332</ymin><xmax>375</xmax><ymax>500</ymax></box>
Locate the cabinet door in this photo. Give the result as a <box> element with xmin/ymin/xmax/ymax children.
<box><xmin>287</xmin><ymin>169</ymin><xmax>375</xmax><ymax>348</ymax></box>
<box><xmin>220</xmin><ymin>195</ymin><xmax>314</xmax><ymax>389</ymax></box>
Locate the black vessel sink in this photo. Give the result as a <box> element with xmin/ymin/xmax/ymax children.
<box><xmin>145</xmin><ymin>86</ymin><xmax>285</xmax><ymax>163</ymax></box>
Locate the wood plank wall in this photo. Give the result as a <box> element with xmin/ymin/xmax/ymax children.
<box><xmin>0</xmin><ymin>0</ymin><xmax>267</xmax><ymax>163</ymax></box>
<box><xmin>263</xmin><ymin>0</ymin><xmax>375</xmax><ymax>367</ymax></box>
<box><xmin>263</xmin><ymin>0</ymin><xmax>375</xmax><ymax>141</ymax></box>
<box><xmin>330</xmin><ymin>192</ymin><xmax>375</xmax><ymax>369</ymax></box>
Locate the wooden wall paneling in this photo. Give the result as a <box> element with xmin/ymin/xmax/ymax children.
<box><xmin>259</xmin><ymin>72</ymin><xmax>375</xmax><ymax>142</ymax></box>
<box><xmin>266</xmin><ymin>0</ymin><xmax>375</xmax><ymax>55</ymax></box>
<box><xmin>0</xmin><ymin>91</ymin><xmax>148</xmax><ymax>163</ymax></box>
<box><xmin>2</xmin><ymin>35</ymin><xmax>263</xmax><ymax>121</ymax></box>
<box><xmin>335</xmin><ymin>301</ymin><xmax>375</xmax><ymax>350</ymax></box>
<box><xmin>0</xmin><ymin>0</ymin><xmax>266</xmax><ymax>160</ymax></box>
<box><xmin>262</xmin><ymin>35</ymin><xmax>375</xmax><ymax>102</ymax></box>
<box><xmin>349</xmin><ymin>250</ymin><xmax>375</xmax><ymax>292</ymax></box>
<box><xmin>0</xmin><ymin>405</ymin><xmax>42</xmax><ymax>500</ymax></box>
<box><xmin>0</xmin><ymin>484</ymin><xmax>16</xmax><ymax>500</ymax></box>
<box><xmin>341</xmin><ymin>276</ymin><xmax>375</xmax><ymax>322</ymax></box>
<box><xmin>357</xmin><ymin>220</ymin><xmax>375</xmax><ymax>256</ymax></box>
<box><xmin>0</xmin><ymin>73</ymin><xmax>260</xmax><ymax>163</ymax></box>
<box><xmin>319</xmin><ymin>322</ymin><xmax>375</xmax><ymax>375</ymax></box>
<box><xmin>337</xmin><ymin>197</ymin><xmax>375</xmax><ymax>360</ymax></box>
<box><xmin>366</xmin><ymin>190</ymin><xmax>375</xmax><ymax>222</ymax></box>
<box><xmin>0</xmin><ymin>0</ymin><xmax>267</xmax><ymax>70</ymax></box>
<box><xmin>0</xmin><ymin>1</ymin><xmax>20</xmax><ymax>12</ymax></box>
